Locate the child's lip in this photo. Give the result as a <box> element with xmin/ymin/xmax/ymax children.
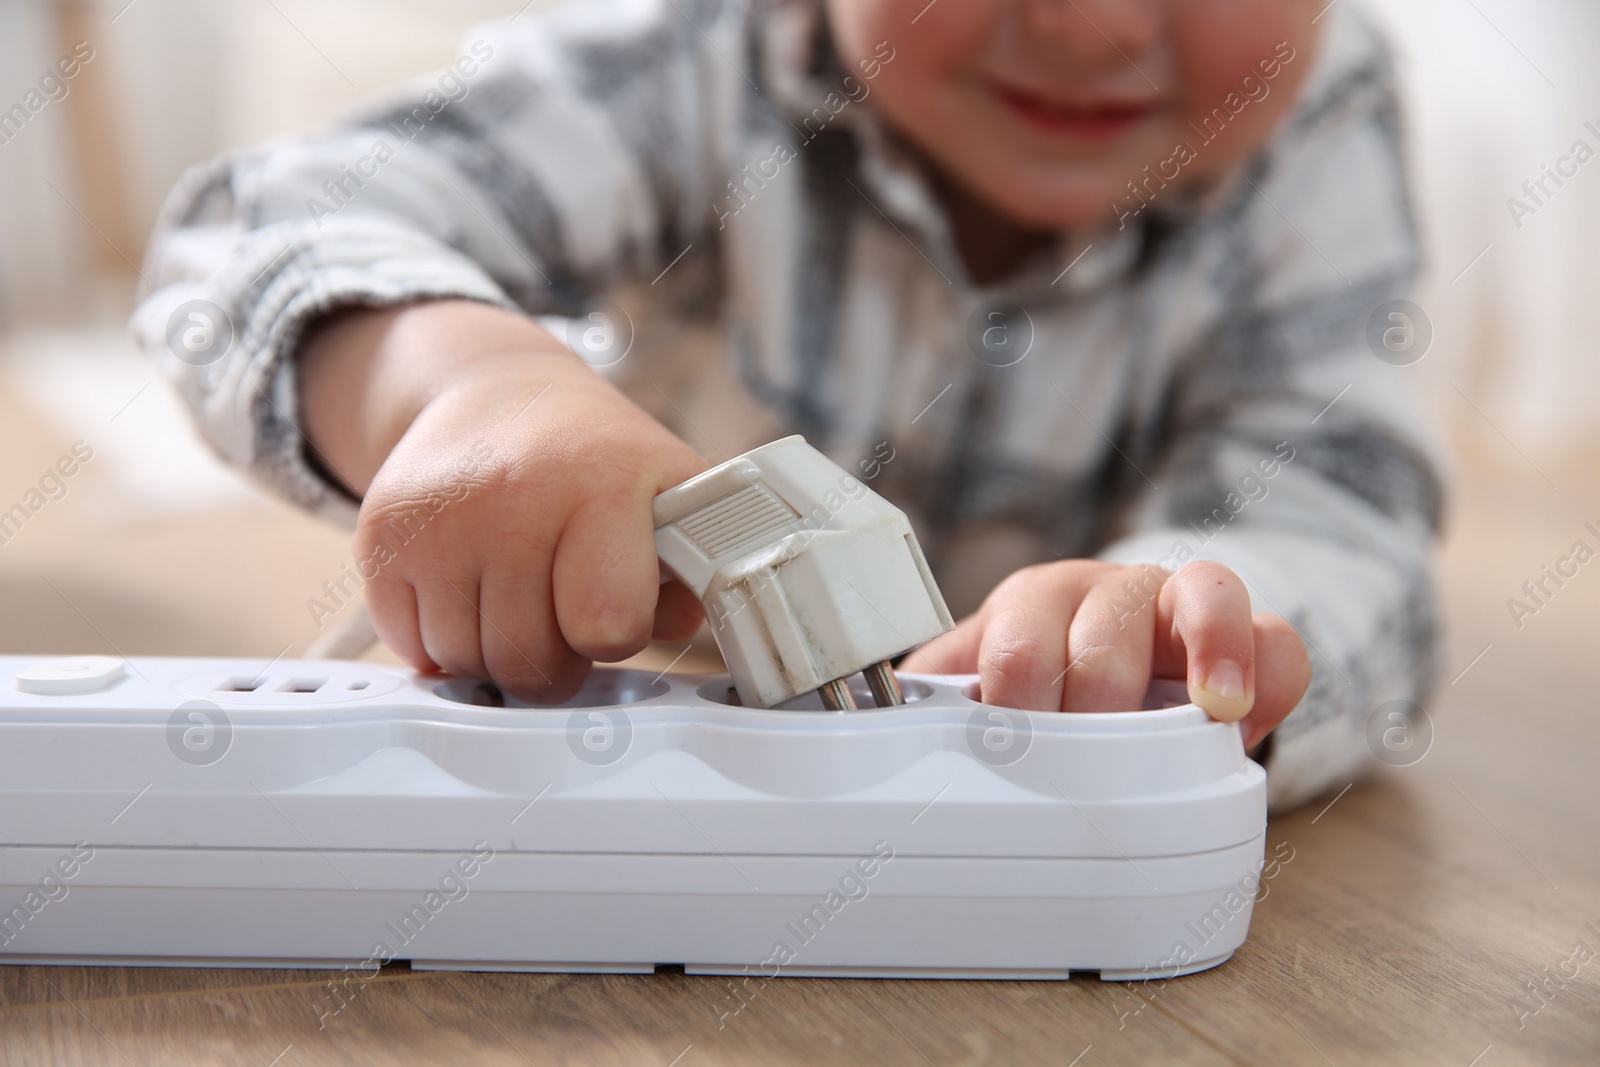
<box><xmin>991</xmin><ymin>83</ymin><xmax>1161</xmax><ymax>140</ymax></box>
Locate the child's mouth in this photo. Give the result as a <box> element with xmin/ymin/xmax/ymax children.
<box><xmin>992</xmin><ymin>84</ymin><xmax>1158</xmax><ymax>141</ymax></box>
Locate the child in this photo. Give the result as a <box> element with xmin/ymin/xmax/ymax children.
<box><xmin>134</xmin><ymin>0</ymin><xmax>1442</xmax><ymax>811</ymax></box>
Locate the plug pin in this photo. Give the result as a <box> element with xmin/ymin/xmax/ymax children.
<box><xmin>863</xmin><ymin>661</ymin><xmax>905</xmax><ymax>707</ymax></box>
<box><xmin>818</xmin><ymin>678</ymin><xmax>858</xmax><ymax>712</ymax></box>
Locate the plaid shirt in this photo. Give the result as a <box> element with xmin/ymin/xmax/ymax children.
<box><xmin>134</xmin><ymin>0</ymin><xmax>1444</xmax><ymax>811</ymax></box>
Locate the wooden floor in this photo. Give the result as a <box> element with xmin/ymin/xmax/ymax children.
<box><xmin>0</xmin><ymin>340</ymin><xmax>1596</xmax><ymax>1065</ymax></box>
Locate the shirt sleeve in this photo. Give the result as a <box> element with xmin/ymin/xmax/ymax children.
<box><xmin>130</xmin><ymin>0</ymin><xmax>741</xmax><ymax>521</ymax></box>
<box><xmin>1098</xmin><ymin>23</ymin><xmax>1445</xmax><ymax>813</ymax></box>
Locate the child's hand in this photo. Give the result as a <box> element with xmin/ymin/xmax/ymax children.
<box><xmin>300</xmin><ymin>300</ymin><xmax>708</xmax><ymax>701</ymax></box>
<box><xmin>907</xmin><ymin>561</ymin><xmax>1311</xmax><ymax>749</ymax></box>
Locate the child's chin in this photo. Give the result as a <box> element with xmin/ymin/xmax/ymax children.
<box><xmin>962</xmin><ymin>170</ymin><xmax>1136</xmax><ymax>233</ymax></box>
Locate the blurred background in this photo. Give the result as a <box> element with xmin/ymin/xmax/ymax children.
<box><xmin>0</xmin><ymin>0</ymin><xmax>1594</xmax><ymax>689</ymax></box>
<box><xmin>2</xmin><ymin>6</ymin><xmax>1595</xmax><ymax>1059</ymax></box>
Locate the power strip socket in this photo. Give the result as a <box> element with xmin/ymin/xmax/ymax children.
<box><xmin>0</xmin><ymin>654</ymin><xmax>1265</xmax><ymax>980</ymax></box>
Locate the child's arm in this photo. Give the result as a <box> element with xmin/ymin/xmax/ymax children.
<box><xmin>297</xmin><ymin>299</ymin><xmax>707</xmax><ymax>697</ymax></box>
<box><xmin>131</xmin><ymin>5</ymin><xmax>744</xmax><ymax>696</ymax></box>
<box><xmin>921</xmin><ymin>25</ymin><xmax>1441</xmax><ymax>810</ymax></box>
<box><xmin>132</xmin><ymin>2</ymin><xmax>736</xmax><ymax>522</ymax></box>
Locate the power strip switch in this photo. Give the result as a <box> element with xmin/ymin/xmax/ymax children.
<box><xmin>653</xmin><ymin>436</ymin><xmax>953</xmax><ymax>710</ymax></box>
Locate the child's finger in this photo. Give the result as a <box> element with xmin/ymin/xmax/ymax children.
<box><xmin>365</xmin><ymin>576</ymin><xmax>432</xmax><ymax>673</ymax></box>
<box><xmin>1239</xmin><ymin>613</ymin><xmax>1312</xmax><ymax>749</ymax></box>
<box><xmin>551</xmin><ymin>492</ymin><xmax>662</xmax><ymax>663</ymax></box>
<box><xmin>413</xmin><ymin>574</ymin><xmax>489</xmax><ymax>684</ymax></box>
<box><xmin>651</xmin><ymin>579</ymin><xmax>705</xmax><ymax>642</ymax></box>
<box><xmin>975</xmin><ymin>566</ymin><xmax>1102</xmax><ymax>711</ymax></box>
<box><xmin>1060</xmin><ymin>567</ymin><xmax>1166</xmax><ymax>713</ymax></box>
<box><xmin>1156</xmin><ymin>561</ymin><xmax>1257</xmax><ymax>723</ymax></box>
<box><xmin>480</xmin><ymin>553</ymin><xmax>589</xmax><ymax>702</ymax></box>
<box><xmin>903</xmin><ymin>611</ymin><xmax>986</xmax><ymax>675</ymax></box>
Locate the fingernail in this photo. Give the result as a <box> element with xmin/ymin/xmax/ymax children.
<box><xmin>1194</xmin><ymin>660</ymin><xmax>1252</xmax><ymax>723</ymax></box>
<box><xmin>1207</xmin><ymin>660</ymin><xmax>1245</xmax><ymax>701</ymax></box>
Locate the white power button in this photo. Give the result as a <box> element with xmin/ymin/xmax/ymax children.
<box><xmin>16</xmin><ymin>656</ymin><xmax>128</xmax><ymax>695</ymax></box>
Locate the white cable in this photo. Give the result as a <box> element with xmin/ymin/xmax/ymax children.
<box><xmin>304</xmin><ymin>601</ymin><xmax>378</xmax><ymax>660</ymax></box>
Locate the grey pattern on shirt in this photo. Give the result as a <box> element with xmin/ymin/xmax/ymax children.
<box><xmin>133</xmin><ymin>0</ymin><xmax>1445</xmax><ymax>811</ymax></box>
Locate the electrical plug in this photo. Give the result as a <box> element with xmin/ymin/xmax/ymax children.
<box><xmin>653</xmin><ymin>436</ymin><xmax>953</xmax><ymax>710</ymax></box>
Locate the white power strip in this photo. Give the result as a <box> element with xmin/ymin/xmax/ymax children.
<box><xmin>0</xmin><ymin>654</ymin><xmax>1265</xmax><ymax>981</ymax></box>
